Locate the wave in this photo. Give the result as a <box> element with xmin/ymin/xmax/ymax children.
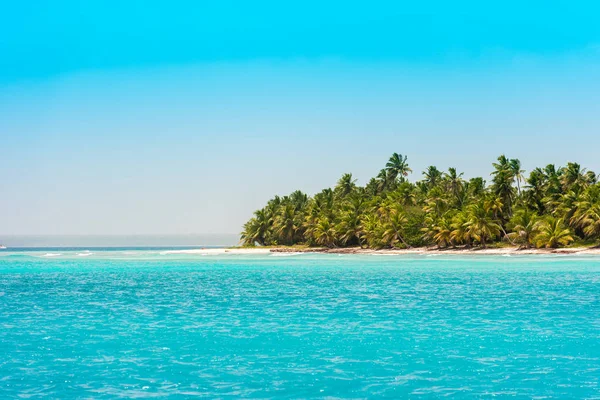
<box><xmin>42</xmin><ymin>253</ymin><xmax>62</xmax><ymax>257</ymax></box>
<box><xmin>270</xmin><ymin>252</ymin><xmax>304</xmax><ymax>257</ymax></box>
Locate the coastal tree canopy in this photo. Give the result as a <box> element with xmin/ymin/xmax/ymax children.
<box><xmin>241</xmin><ymin>154</ymin><xmax>600</xmax><ymax>250</ymax></box>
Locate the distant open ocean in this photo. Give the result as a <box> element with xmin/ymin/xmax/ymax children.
<box><xmin>0</xmin><ymin>234</ymin><xmax>239</xmax><ymax>248</ymax></box>
<box><xmin>1</xmin><ymin>249</ymin><xmax>599</xmax><ymax>398</ymax></box>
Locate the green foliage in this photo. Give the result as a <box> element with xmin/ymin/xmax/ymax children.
<box><xmin>240</xmin><ymin>154</ymin><xmax>600</xmax><ymax>249</ymax></box>
<box><xmin>506</xmin><ymin>208</ymin><xmax>539</xmax><ymax>248</ymax></box>
<box><xmin>534</xmin><ymin>217</ymin><xmax>574</xmax><ymax>248</ymax></box>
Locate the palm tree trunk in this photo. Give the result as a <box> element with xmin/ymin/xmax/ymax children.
<box><xmin>391</xmin><ymin>223</ymin><xmax>411</xmax><ymax>249</ymax></box>
<box><xmin>500</xmin><ymin>226</ymin><xmax>516</xmax><ymax>246</ymax></box>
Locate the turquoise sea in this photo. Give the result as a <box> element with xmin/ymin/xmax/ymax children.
<box><xmin>1</xmin><ymin>248</ymin><xmax>599</xmax><ymax>398</ymax></box>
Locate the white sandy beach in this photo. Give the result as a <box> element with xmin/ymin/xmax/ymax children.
<box><xmin>162</xmin><ymin>246</ymin><xmax>600</xmax><ymax>256</ymax></box>
<box><xmin>162</xmin><ymin>248</ymin><xmax>271</xmax><ymax>255</ymax></box>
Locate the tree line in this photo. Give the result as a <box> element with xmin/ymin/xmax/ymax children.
<box><xmin>241</xmin><ymin>154</ymin><xmax>600</xmax><ymax>249</ymax></box>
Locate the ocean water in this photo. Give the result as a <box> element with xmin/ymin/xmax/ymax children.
<box><xmin>1</xmin><ymin>249</ymin><xmax>599</xmax><ymax>398</ymax></box>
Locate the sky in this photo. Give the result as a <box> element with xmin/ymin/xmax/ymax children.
<box><xmin>1</xmin><ymin>1</ymin><xmax>600</xmax><ymax>236</ymax></box>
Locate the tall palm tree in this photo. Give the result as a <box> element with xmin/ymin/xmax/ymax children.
<box><xmin>386</xmin><ymin>153</ymin><xmax>412</xmax><ymax>183</ymax></box>
<box><xmin>524</xmin><ymin>168</ymin><xmax>547</xmax><ymax>214</ymax></box>
<box><xmin>491</xmin><ymin>155</ymin><xmax>516</xmax><ymax>220</ymax></box>
<box><xmin>423</xmin><ymin>166</ymin><xmax>443</xmax><ymax>188</ymax></box>
<box><xmin>561</xmin><ymin>162</ymin><xmax>587</xmax><ymax>192</ymax></box>
<box><xmin>543</xmin><ymin>164</ymin><xmax>564</xmax><ymax>209</ymax></box>
<box><xmin>445</xmin><ymin>168</ymin><xmax>464</xmax><ymax>206</ymax></box>
<box><xmin>335</xmin><ymin>173</ymin><xmax>357</xmax><ymax>198</ymax></box>
<box><xmin>509</xmin><ymin>158</ymin><xmax>525</xmax><ymax>195</ymax></box>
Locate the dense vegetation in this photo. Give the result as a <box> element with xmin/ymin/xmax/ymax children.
<box><xmin>241</xmin><ymin>154</ymin><xmax>600</xmax><ymax>249</ymax></box>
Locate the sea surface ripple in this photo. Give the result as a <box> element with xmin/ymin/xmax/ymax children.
<box><xmin>1</xmin><ymin>251</ymin><xmax>599</xmax><ymax>398</ymax></box>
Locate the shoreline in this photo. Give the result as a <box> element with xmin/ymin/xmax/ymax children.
<box><xmin>269</xmin><ymin>246</ymin><xmax>600</xmax><ymax>255</ymax></box>
<box><xmin>163</xmin><ymin>246</ymin><xmax>600</xmax><ymax>256</ymax></box>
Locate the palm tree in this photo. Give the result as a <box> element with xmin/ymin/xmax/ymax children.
<box><xmin>484</xmin><ymin>196</ymin><xmax>504</xmax><ymax>221</ymax></box>
<box><xmin>572</xmin><ymin>192</ymin><xmax>600</xmax><ymax>239</ymax></box>
<box><xmin>386</xmin><ymin>153</ymin><xmax>412</xmax><ymax>183</ymax></box>
<box><xmin>422</xmin><ymin>215</ymin><xmax>453</xmax><ymax>248</ymax></box>
<box><xmin>376</xmin><ymin>169</ymin><xmax>389</xmax><ymax>193</ymax></box>
<box><xmin>274</xmin><ymin>204</ymin><xmax>299</xmax><ymax>245</ymax></box>
<box><xmin>509</xmin><ymin>158</ymin><xmax>525</xmax><ymax>195</ymax></box>
<box><xmin>241</xmin><ymin>218</ymin><xmax>263</xmax><ymax>246</ymax></box>
<box><xmin>337</xmin><ymin>211</ymin><xmax>363</xmax><ymax>246</ymax></box>
<box><xmin>241</xmin><ymin>153</ymin><xmax>600</xmax><ymax>250</ymax></box>
<box><xmin>534</xmin><ymin>217</ymin><xmax>574</xmax><ymax>248</ymax></box>
<box><xmin>581</xmin><ymin>203</ymin><xmax>600</xmax><ymax>238</ymax></box>
<box><xmin>335</xmin><ymin>173</ymin><xmax>357</xmax><ymax>198</ymax></box>
<box><xmin>423</xmin><ymin>186</ymin><xmax>450</xmax><ymax>217</ymax></box>
<box><xmin>388</xmin><ymin>182</ymin><xmax>416</xmax><ymax>206</ymax></box>
<box><xmin>561</xmin><ymin>162</ymin><xmax>586</xmax><ymax>192</ymax></box>
<box><xmin>451</xmin><ymin>211</ymin><xmax>472</xmax><ymax>246</ymax></box>
<box><xmin>445</xmin><ymin>168</ymin><xmax>464</xmax><ymax>206</ymax></box>
<box><xmin>585</xmin><ymin>171</ymin><xmax>598</xmax><ymax>185</ymax></box>
<box><xmin>423</xmin><ymin>166</ymin><xmax>443</xmax><ymax>188</ymax></box>
<box><xmin>506</xmin><ymin>208</ymin><xmax>539</xmax><ymax>248</ymax></box>
<box><xmin>361</xmin><ymin>214</ymin><xmax>386</xmax><ymax>249</ymax></box>
<box><xmin>311</xmin><ymin>189</ymin><xmax>335</xmax><ymax>220</ymax></box>
<box><xmin>465</xmin><ymin>202</ymin><xmax>501</xmax><ymax>248</ymax></box>
<box><xmin>241</xmin><ymin>205</ymin><xmax>276</xmax><ymax>246</ymax></box>
<box><xmin>466</xmin><ymin>177</ymin><xmax>486</xmax><ymax>198</ymax></box>
<box><xmin>524</xmin><ymin>168</ymin><xmax>547</xmax><ymax>214</ymax></box>
<box><xmin>289</xmin><ymin>190</ymin><xmax>309</xmax><ymax>210</ymax></box>
<box><xmin>313</xmin><ymin>217</ymin><xmax>337</xmax><ymax>247</ymax></box>
<box><xmin>381</xmin><ymin>205</ymin><xmax>410</xmax><ymax>248</ymax></box>
<box><xmin>336</xmin><ymin>195</ymin><xmax>365</xmax><ymax>246</ymax></box>
<box><xmin>542</xmin><ymin>164</ymin><xmax>564</xmax><ymax>213</ymax></box>
<box><xmin>492</xmin><ymin>154</ymin><xmax>510</xmax><ymax>174</ymax></box>
<box><xmin>433</xmin><ymin>217</ymin><xmax>454</xmax><ymax>248</ymax></box>
<box><xmin>491</xmin><ymin>155</ymin><xmax>516</xmax><ymax>220</ymax></box>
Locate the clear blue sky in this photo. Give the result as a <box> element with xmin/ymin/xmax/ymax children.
<box><xmin>1</xmin><ymin>1</ymin><xmax>600</xmax><ymax>235</ymax></box>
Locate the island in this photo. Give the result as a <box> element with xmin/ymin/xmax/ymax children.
<box><xmin>241</xmin><ymin>153</ymin><xmax>600</xmax><ymax>251</ymax></box>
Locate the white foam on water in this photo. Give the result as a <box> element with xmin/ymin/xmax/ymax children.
<box><xmin>162</xmin><ymin>248</ymin><xmax>270</xmax><ymax>255</ymax></box>
<box><xmin>42</xmin><ymin>253</ymin><xmax>62</xmax><ymax>257</ymax></box>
